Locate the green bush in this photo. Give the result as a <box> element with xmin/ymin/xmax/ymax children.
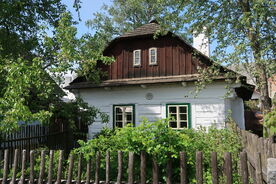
<box><xmin>264</xmin><ymin>108</ymin><xmax>276</xmax><ymax>137</ymax></box>
<box><xmin>74</xmin><ymin>118</ymin><xmax>242</xmax><ymax>183</ymax></box>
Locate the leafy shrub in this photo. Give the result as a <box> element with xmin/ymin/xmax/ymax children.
<box><xmin>74</xmin><ymin>118</ymin><xmax>242</xmax><ymax>183</ymax></box>
<box><xmin>264</xmin><ymin>108</ymin><xmax>276</xmax><ymax>137</ymax></box>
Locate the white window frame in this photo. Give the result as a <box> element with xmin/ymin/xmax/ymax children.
<box><xmin>133</xmin><ymin>49</ymin><xmax>141</xmax><ymax>66</ymax></box>
<box><xmin>149</xmin><ymin>47</ymin><xmax>157</xmax><ymax>65</ymax></box>
<box><xmin>167</xmin><ymin>104</ymin><xmax>190</xmax><ymax>129</ymax></box>
<box><xmin>114</xmin><ymin>105</ymin><xmax>135</xmax><ymax>128</ymax></box>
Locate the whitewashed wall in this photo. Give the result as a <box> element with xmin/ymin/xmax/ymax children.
<box><xmin>75</xmin><ymin>81</ymin><xmax>245</xmax><ymax>139</ymax></box>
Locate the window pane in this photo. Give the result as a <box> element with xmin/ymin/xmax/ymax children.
<box><xmin>169</xmin><ymin>106</ymin><xmax>176</xmax><ymax>113</ymax></box>
<box><xmin>169</xmin><ymin>121</ymin><xmax>177</xmax><ymax>128</ymax></box>
<box><xmin>116</xmin><ymin>122</ymin><xmax>123</xmax><ymax>128</ymax></box>
<box><xmin>180</xmin><ymin>122</ymin><xmax>187</xmax><ymax>128</ymax></box>
<box><xmin>179</xmin><ymin>106</ymin><xmax>187</xmax><ymax>113</ymax></box>
<box><xmin>126</xmin><ymin>114</ymin><xmax>132</xmax><ymax>121</ymax></box>
<box><xmin>116</xmin><ymin>107</ymin><xmax>123</xmax><ymax>113</ymax></box>
<box><xmin>170</xmin><ymin>114</ymin><xmax>177</xmax><ymax>120</ymax></box>
<box><xmin>151</xmin><ymin>56</ymin><xmax>156</xmax><ymax>63</ymax></box>
<box><xmin>180</xmin><ymin>114</ymin><xmax>187</xmax><ymax>121</ymax></box>
<box><xmin>125</xmin><ymin>106</ymin><xmax>132</xmax><ymax>113</ymax></box>
<box><xmin>116</xmin><ymin>114</ymin><xmax>123</xmax><ymax>121</ymax></box>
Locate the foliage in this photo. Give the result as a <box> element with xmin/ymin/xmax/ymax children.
<box><xmin>244</xmin><ymin>100</ymin><xmax>260</xmax><ymax>111</ymax></box>
<box><xmin>263</xmin><ymin>108</ymin><xmax>276</xmax><ymax>137</ymax></box>
<box><xmin>74</xmin><ymin>118</ymin><xmax>242</xmax><ymax>183</ymax></box>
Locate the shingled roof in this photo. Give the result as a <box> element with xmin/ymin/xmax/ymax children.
<box><xmin>119</xmin><ymin>20</ymin><xmax>161</xmax><ymax>38</ymax></box>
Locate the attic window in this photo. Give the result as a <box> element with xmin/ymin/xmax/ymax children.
<box><xmin>149</xmin><ymin>48</ymin><xmax>157</xmax><ymax>65</ymax></box>
<box><xmin>133</xmin><ymin>50</ymin><xmax>141</xmax><ymax>66</ymax></box>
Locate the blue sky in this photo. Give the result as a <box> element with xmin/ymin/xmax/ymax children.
<box><xmin>62</xmin><ymin>0</ymin><xmax>112</xmax><ymax>36</ymax></box>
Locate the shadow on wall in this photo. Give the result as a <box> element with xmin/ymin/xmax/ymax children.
<box><xmin>244</xmin><ymin>110</ymin><xmax>263</xmax><ymax>137</ymax></box>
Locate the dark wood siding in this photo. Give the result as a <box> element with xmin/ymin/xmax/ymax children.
<box><xmin>102</xmin><ymin>35</ymin><xmax>207</xmax><ymax>80</ymax></box>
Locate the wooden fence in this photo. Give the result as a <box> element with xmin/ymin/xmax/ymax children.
<box><xmin>239</xmin><ymin>129</ymin><xmax>276</xmax><ymax>183</ymax></box>
<box><xmin>0</xmin><ymin>148</ymin><xmax>266</xmax><ymax>184</ymax></box>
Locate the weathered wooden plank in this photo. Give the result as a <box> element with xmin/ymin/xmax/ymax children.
<box><xmin>95</xmin><ymin>151</ymin><xmax>101</xmax><ymax>184</ymax></box>
<box><xmin>255</xmin><ymin>152</ymin><xmax>263</xmax><ymax>184</ymax></box>
<box><xmin>140</xmin><ymin>151</ymin><xmax>146</xmax><ymax>184</ymax></box>
<box><xmin>10</xmin><ymin>149</ymin><xmax>19</xmax><ymax>184</ymax></box>
<box><xmin>166</xmin><ymin>153</ymin><xmax>172</xmax><ymax>184</ymax></box>
<box><xmin>117</xmin><ymin>151</ymin><xmax>123</xmax><ymax>184</ymax></box>
<box><xmin>2</xmin><ymin>149</ymin><xmax>9</xmax><ymax>183</ymax></box>
<box><xmin>224</xmin><ymin>152</ymin><xmax>233</xmax><ymax>184</ymax></box>
<box><xmin>56</xmin><ymin>150</ymin><xmax>64</xmax><ymax>184</ymax></box>
<box><xmin>38</xmin><ymin>150</ymin><xmax>46</xmax><ymax>184</ymax></box>
<box><xmin>211</xmin><ymin>152</ymin><xmax>218</xmax><ymax>184</ymax></box>
<box><xmin>180</xmin><ymin>152</ymin><xmax>187</xmax><ymax>184</ymax></box>
<box><xmin>66</xmin><ymin>153</ymin><xmax>74</xmax><ymax>184</ymax></box>
<box><xmin>29</xmin><ymin>150</ymin><xmax>35</xmax><ymax>184</ymax></box>
<box><xmin>240</xmin><ymin>151</ymin><xmax>249</xmax><ymax>184</ymax></box>
<box><xmin>105</xmin><ymin>151</ymin><xmax>110</xmax><ymax>184</ymax></box>
<box><xmin>196</xmin><ymin>151</ymin><xmax>203</xmax><ymax>184</ymax></box>
<box><xmin>77</xmin><ymin>154</ymin><xmax>82</xmax><ymax>184</ymax></box>
<box><xmin>152</xmin><ymin>158</ymin><xmax>159</xmax><ymax>184</ymax></box>
<box><xmin>19</xmin><ymin>149</ymin><xmax>27</xmax><ymax>184</ymax></box>
<box><xmin>128</xmin><ymin>152</ymin><xmax>134</xmax><ymax>184</ymax></box>
<box><xmin>85</xmin><ymin>159</ymin><xmax>91</xmax><ymax>184</ymax></box>
<box><xmin>48</xmin><ymin>150</ymin><xmax>54</xmax><ymax>184</ymax></box>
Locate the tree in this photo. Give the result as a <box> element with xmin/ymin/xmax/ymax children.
<box><xmin>0</xmin><ymin>1</ymin><xmax>109</xmax><ymax>133</ymax></box>
<box><xmin>90</xmin><ymin>0</ymin><xmax>275</xmax><ymax>112</ymax></box>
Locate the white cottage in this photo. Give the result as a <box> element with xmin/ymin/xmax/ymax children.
<box><xmin>66</xmin><ymin>21</ymin><xmax>254</xmax><ymax>138</ymax></box>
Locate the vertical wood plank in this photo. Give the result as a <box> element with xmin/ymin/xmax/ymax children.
<box><xmin>29</xmin><ymin>150</ymin><xmax>35</xmax><ymax>184</ymax></box>
<box><xmin>140</xmin><ymin>151</ymin><xmax>146</xmax><ymax>184</ymax></box>
<box><xmin>48</xmin><ymin>150</ymin><xmax>54</xmax><ymax>184</ymax></box>
<box><xmin>38</xmin><ymin>150</ymin><xmax>46</xmax><ymax>184</ymax></box>
<box><xmin>224</xmin><ymin>152</ymin><xmax>233</xmax><ymax>184</ymax></box>
<box><xmin>66</xmin><ymin>153</ymin><xmax>74</xmax><ymax>184</ymax></box>
<box><xmin>19</xmin><ymin>149</ymin><xmax>27</xmax><ymax>184</ymax></box>
<box><xmin>180</xmin><ymin>152</ymin><xmax>187</xmax><ymax>184</ymax></box>
<box><xmin>56</xmin><ymin>150</ymin><xmax>64</xmax><ymax>184</ymax></box>
<box><xmin>77</xmin><ymin>153</ymin><xmax>82</xmax><ymax>184</ymax></box>
<box><xmin>211</xmin><ymin>152</ymin><xmax>218</xmax><ymax>184</ymax></box>
<box><xmin>117</xmin><ymin>151</ymin><xmax>123</xmax><ymax>184</ymax></box>
<box><xmin>10</xmin><ymin>149</ymin><xmax>19</xmax><ymax>184</ymax></box>
<box><xmin>95</xmin><ymin>151</ymin><xmax>101</xmax><ymax>184</ymax></box>
<box><xmin>152</xmin><ymin>158</ymin><xmax>159</xmax><ymax>184</ymax></box>
<box><xmin>85</xmin><ymin>159</ymin><xmax>91</xmax><ymax>184</ymax></box>
<box><xmin>196</xmin><ymin>151</ymin><xmax>203</xmax><ymax>184</ymax></box>
<box><xmin>166</xmin><ymin>153</ymin><xmax>172</xmax><ymax>184</ymax></box>
<box><xmin>255</xmin><ymin>152</ymin><xmax>263</xmax><ymax>184</ymax></box>
<box><xmin>2</xmin><ymin>149</ymin><xmax>9</xmax><ymax>184</ymax></box>
<box><xmin>240</xmin><ymin>152</ymin><xmax>249</xmax><ymax>184</ymax></box>
<box><xmin>128</xmin><ymin>152</ymin><xmax>134</xmax><ymax>184</ymax></box>
<box><xmin>105</xmin><ymin>151</ymin><xmax>110</xmax><ymax>184</ymax></box>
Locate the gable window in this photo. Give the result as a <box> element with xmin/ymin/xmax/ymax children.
<box><xmin>133</xmin><ymin>50</ymin><xmax>141</xmax><ymax>66</ymax></box>
<box><xmin>166</xmin><ymin>104</ymin><xmax>191</xmax><ymax>129</ymax></box>
<box><xmin>149</xmin><ymin>48</ymin><xmax>157</xmax><ymax>65</ymax></box>
<box><xmin>113</xmin><ymin>105</ymin><xmax>135</xmax><ymax>128</ymax></box>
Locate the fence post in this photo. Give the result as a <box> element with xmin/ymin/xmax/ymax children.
<box><xmin>48</xmin><ymin>150</ymin><xmax>54</xmax><ymax>184</ymax></box>
<box><xmin>224</xmin><ymin>152</ymin><xmax>233</xmax><ymax>184</ymax></box>
<box><xmin>180</xmin><ymin>152</ymin><xmax>187</xmax><ymax>184</ymax></box>
<box><xmin>140</xmin><ymin>151</ymin><xmax>146</xmax><ymax>184</ymax></box>
<box><xmin>56</xmin><ymin>150</ymin><xmax>64</xmax><ymax>184</ymax></box>
<box><xmin>211</xmin><ymin>152</ymin><xmax>218</xmax><ymax>184</ymax></box>
<box><xmin>10</xmin><ymin>149</ymin><xmax>19</xmax><ymax>184</ymax></box>
<box><xmin>152</xmin><ymin>158</ymin><xmax>159</xmax><ymax>184</ymax></box>
<box><xmin>117</xmin><ymin>151</ymin><xmax>123</xmax><ymax>184</ymax></box>
<box><xmin>267</xmin><ymin>158</ymin><xmax>276</xmax><ymax>184</ymax></box>
<box><xmin>166</xmin><ymin>153</ymin><xmax>172</xmax><ymax>184</ymax></box>
<box><xmin>19</xmin><ymin>150</ymin><xmax>27</xmax><ymax>184</ymax></box>
<box><xmin>85</xmin><ymin>159</ymin><xmax>91</xmax><ymax>184</ymax></box>
<box><xmin>128</xmin><ymin>152</ymin><xmax>134</xmax><ymax>184</ymax></box>
<box><xmin>38</xmin><ymin>150</ymin><xmax>46</xmax><ymax>184</ymax></box>
<box><xmin>77</xmin><ymin>153</ymin><xmax>82</xmax><ymax>184</ymax></box>
<box><xmin>255</xmin><ymin>152</ymin><xmax>263</xmax><ymax>184</ymax></box>
<box><xmin>95</xmin><ymin>151</ymin><xmax>101</xmax><ymax>184</ymax></box>
<box><xmin>196</xmin><ymin>151</ymin><xmax>203</xmax><ymax>184</ymax></box>
<box><xmin>106</xmin><ymin>151</ymin><xmax>110</xmax><ymax>184</ymax></box>
<box><xmin>240</xmin><ymin>151</ymin><xmax>249</xmax><ymax>184</ymax></box>
<box><xmin>2</xmin><ymin>149</ymin><xmax>9</xmax><ymax>184</ymax></box>
<box><xmin>66</xmin><ymin>153</ymin><xmax>74</xmax><ymax>184</ymax></box>
<box><xmin>29</xmin><ymin>150</ymin><xmax>35</xmax><ymax>184</ymax></box>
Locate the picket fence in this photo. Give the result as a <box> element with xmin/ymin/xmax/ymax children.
<box><xmin>0</xmin><ymin>149</ymin><xmax>257</xmax><ymax>184</ymax></box>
